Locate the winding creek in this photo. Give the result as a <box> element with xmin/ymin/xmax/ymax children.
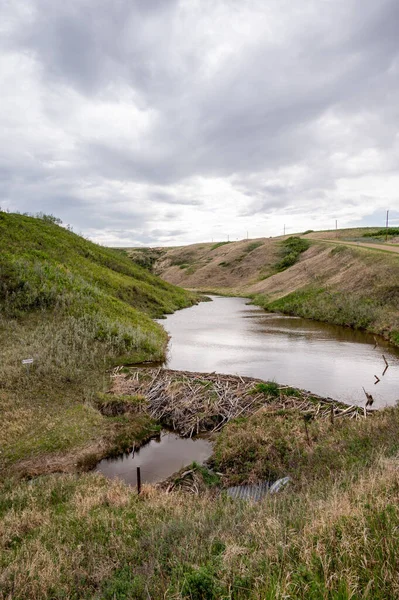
<box><xmin>162</xmin><ymin>296</ymin><xmax>399</xmax><ymax>409</ymax></box>
<box><xmin>96</xmin><ymin>296</ymin><xmax>399</xmax><ymax>487</ymax></box>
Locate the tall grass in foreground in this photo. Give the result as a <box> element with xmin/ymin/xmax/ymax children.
<box><xmin>1</xmin><ymin>453</ymin><xmax>399</xmax><ymax>599</ymax></box>
<box><xmin>2</xmin><ymin>405</ymin><xmax>399</xmax><ymax>598</ymax></box>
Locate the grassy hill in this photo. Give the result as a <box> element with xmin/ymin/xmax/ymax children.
<box><xmin>0</xmin><ymin>212</ymin><xmax>197</xmax><ymax>474</ymax></box>
<box><xmin>127</xmin><ymin>229</ymin><xmax>399</xmax><ymax>346</ymax></box>
<box><xmin>3</xmin><ymin>217</ymin><xmax>399</xmax><ymax>599</ymax></box>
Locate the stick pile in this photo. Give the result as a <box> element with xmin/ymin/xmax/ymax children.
<box><xmin>110</xmin><ymin>368</ymin><xmax>370</xmax><ymax>437</ymax></box>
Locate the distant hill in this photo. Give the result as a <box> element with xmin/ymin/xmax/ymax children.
<box><xmin>124</xmin><ymin>227</ymin><xmax>399</xmax><ymax>346</ymax></box>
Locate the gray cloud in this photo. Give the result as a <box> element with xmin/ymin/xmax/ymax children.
<box><xmin>1</xmin><ymin>0</ymin><xmax>398</xmax><ymax>244</ymax></box>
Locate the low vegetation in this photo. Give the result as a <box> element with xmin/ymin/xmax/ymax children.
<box><xmin>2</xmin><ymin>416</ymin><xmax>399</xmax><ymax>598</ymax></box>
<box><xmin>363</xmin><ymin>227</ymin><xmax>399</xmax><ymax>239</ymax></box>
<box><xmin>0</xmin><ymin>212</ymin><xmax>197</xmax><ymax>474</ymax></box>
<box><xmin>254</xmin><ymin>286</ymin><xmax>379</xmax><ymax>328</ymax></box>
<box><xmin>123</xmin><ymin>247</ymin><xmax>164</xmax><ymax>272</ymax></box>
<box><xmin>253</xmin><ymin>282</ymin><xmax>399</xmax><ymax>346</ymax></box>
<box><xmin>3</xmin><ymin>219</ymin><xmax>399</xmax><ymax>598</ymax></box>
<box><xmin>212</xmin><ymin>406</ymin><xmax>399</xmax><ymax>486</ymax></box>
<box><xmin>211</xmin><ymin>241</ymin><xmax>231</xmax><ymax>250</ymax></box>
<box><xmin>245</xmin><ymin>241</ymin><xmax>263</xmax><ymax>253</ymax></box>
<box><xmin>275</xmin><ymin>236</ymin><xmax>311</xmax><ymax>272</ymax></box>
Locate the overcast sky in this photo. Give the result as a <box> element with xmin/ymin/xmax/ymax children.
<box><xmin>1</xmin><ymin>0</ymin><xmax>398</xmax><ymax>246</ymax></box>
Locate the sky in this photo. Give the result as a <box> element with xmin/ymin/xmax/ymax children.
<box><xmin>1</xmin><ymin>0</ymin><xmax>398</xmax><ymax>246</ymax></box>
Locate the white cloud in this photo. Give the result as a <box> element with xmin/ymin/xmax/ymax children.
<box><xmin>0</xmin><ymin>0</ymin><xmax>398</xmax><ymax>245</ymax></box>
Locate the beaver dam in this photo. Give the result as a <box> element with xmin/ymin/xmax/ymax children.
<box><xmin>106</xmin><ymin>367</ymin><xmax>371</xmax><ymax>437</ymax></box>
<box><xmin>96</xmin><ymin>368</ymin><xmax>374</xmax><ymax>489</ymax></box>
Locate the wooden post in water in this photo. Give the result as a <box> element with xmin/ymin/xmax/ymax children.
<box><xmin>137</xmin><ymin>466</ymin><xmax>141</xmax><ymax>495</ymax></box>
<box><xmin>382</xmin><ymin>355</ymin><xmax>389</xmax><ymax>376</ymax></box>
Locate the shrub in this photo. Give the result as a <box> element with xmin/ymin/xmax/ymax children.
<box><xmin>250</xmin><ymin>381</ymin><xmax>280</xmax><ymax>397</ymax></box>
<box><xmin>211</xmin><ymin>241</ymin><xmax>230</xmax><ymax>250</ymax></box>
<box><xmin>275</xmin><ymin>237</ymin><xmax>310</xmax><ymax>272</ymax></box>
<box><xmin>245</xmin><ymin>241</ymin><xmax>263</xmax><ymax>253</ymax></box>
<box><xmin>363</xmin><ymin>228</ymin><xmax>399</xmax><ymax>238</ymax></box>
<box><xmin>182</xmin><ymin>566</ymin><xmax>222</xmax><ymax>600</ymax></box>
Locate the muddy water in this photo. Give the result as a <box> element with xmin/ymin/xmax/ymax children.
<box><xmin>161</xmin><ymin>296</ymin><xmax>399</xmax><ymax>408</ymax></box>
<box><xmin>95</xmin><ymin>432</ymin><xmax>212</xmax><ymax>486</ymax></box>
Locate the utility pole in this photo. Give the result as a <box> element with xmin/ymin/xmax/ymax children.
<box><xmin>283</xmin><ymin>224</ymin><xmax>286</xmax><ymax>236</ymax></box>
<box><xmin>385</xmin><ymin>210</ymin><xmax>389</xmax><ymax>242</ymax></box>
<box><xmin>335</xmin><ymin>220</ymin><xmax>338</xmax><ymax>238</ymax></box>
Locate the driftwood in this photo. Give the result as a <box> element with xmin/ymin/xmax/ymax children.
<box><xmin>362</xmin><ymin>387</ymin><xmax>374</xmax><ymax>408</ymax></box>
<box><xmin>110</xmin><ymin>368</ymin><xmax>370</xmax><ymax>437</ymax></box>
<box><xmin>382</xmin><ymin>355</ymin><xmax>389</xmax><ymax>377</ymax></box>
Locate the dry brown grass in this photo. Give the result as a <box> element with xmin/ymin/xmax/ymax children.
<box><xmin>212</xmin><ymin>403</ymin><xmax>399</xmax><ymax>487</ymax></box>
<box><xmin>138</xmin><ymin>231</ymin><xmax>399</xmax><ymax>299</ymax></box>
<box><xmin>151</xmin><ymin>237</ymin><xmax>280</xmax><ymax>291</ymax></box>
<box><xmin>1</xmin><ymin>451</ymin><xmax>399</xmax><ymax>599</ymax></box>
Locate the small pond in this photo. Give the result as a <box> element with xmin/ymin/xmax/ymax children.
<box><xmin>95</xmin><ymin>431</ymin><xmax>212</xmax><ymax>486</ymax></box>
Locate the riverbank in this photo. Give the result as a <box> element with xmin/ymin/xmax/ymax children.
<box><xmin>250</xmin><ymin>247</ymin><xmax>399</xmax><ymax>346</ymax></box>
<box><xmin>133</xmin><ymin>232</ymin><xmax>399</xmax><ymax>348</ymax></box>
<box><xmin>2</xmin><ymin>401</ymin><xmax>399</xmax><ymax>598</ymax></box>
<box><xmin>3</xmin><ymin>381</ymin><xmax>399</xmax><ymax>598</ymax></box>
<box><xmin>159</xmin><ymin>296</ymin><xmax>399</xmax><ymax>408</ymax></box>
<box><xmin>3</xmin><ymin>359</ymin><xmax>399</xmax><ymax>598</ymax></box>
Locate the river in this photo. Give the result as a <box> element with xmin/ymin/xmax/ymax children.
<box><xmin>96</xmin><ymin>296</ymin><xmax>399</xmax><ymax>487</ymax></box>
<box><xmin>160</xmin><ymin>296</ymin><xmax>399</xmax><ymax>408</ymax></box>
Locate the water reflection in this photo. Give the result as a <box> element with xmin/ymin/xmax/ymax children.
<box><xmin>95</xmin><ymin>432</ymin><xmax>212</xmax><ymax>486</ymax></box>
<box><xmin>160</xmin><ymin>297</ymin><xmax>399</xmax><ymax>408</ymax></box>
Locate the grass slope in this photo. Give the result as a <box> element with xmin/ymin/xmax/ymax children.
<box><xmin>126</xmin><ymin>236</ymin><xmax>286</xmax><ymax>293</ymax></box>
<box><xmin>130</xmin><ymin>230</ymin><xmax>399</xmax><ymax>346</ymax></box>
<box><xmin>251</xmin><ymin>244</ymin><xmax>399</xmax><ymax>346</ymax></box>
<box><xmin>0</xmin><ymin>213</ymin><xmax>197</xmax><ymax>473</ymax></box>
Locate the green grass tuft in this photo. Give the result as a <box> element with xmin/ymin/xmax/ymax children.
<box><xmin>211</xmin><ymin>241</ymin><xmax>231</xmax><ymax>250</ymax></box>
<box><xmin>245</xmin><ymin>241</ymin><xmax>263</xmax><ymax>253</ymax></box>
<box><xmin>250</xmin><ymin>381</ymin><xmax>280</xmax><ymax>397</ymax></box>
<box><xmin>275</xmin><ymin>237</ymin><xmax>310</xmax><ymax>272</ymax></box>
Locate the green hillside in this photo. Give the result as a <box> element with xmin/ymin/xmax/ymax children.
<box><xmin>2</xmin><ymin>215</ymin><xmax>399</xmax><ymax>599</ymax></box>
<box><xmin>0</xmin><ymin>212</ymin><xmax>197</xmax><ymax>473</ymax></box>
<box><xmin>0</xmin><ymin>212</ymin><xmax>195</xmax><ymax>320</ymax></box>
